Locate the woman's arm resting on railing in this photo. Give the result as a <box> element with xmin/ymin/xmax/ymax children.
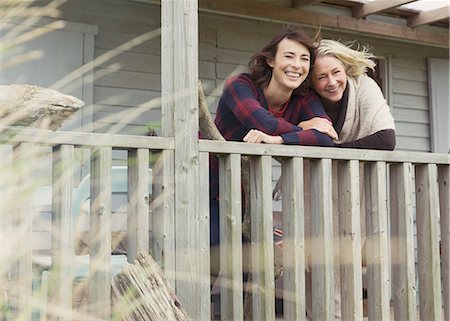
<box><xmin>243</xmin><ymin>129</ymin><xmax>283</xmax><ymax>144</ymax></box>
<box><xmin>335</xmin><ymin>129</ymin><xmax>396</xmax><ymax>150</ymax></box>
<box><xmin>298</xmin><ymin>117</ymin><xmax>338</xmax><ymax>140</ymax></box>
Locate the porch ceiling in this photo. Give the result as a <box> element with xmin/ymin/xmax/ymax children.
<box><xmin>198</xmin><ymin>0</ymin><xmax>449</xmax><ymax>48</ymax></box>
<box><xmin>294</xmin><ymin>0</ymin><xmax>449</xmax><ymax>28</ymax></box>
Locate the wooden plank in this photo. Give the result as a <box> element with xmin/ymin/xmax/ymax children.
<box><xmin>336</xmin><ymin>15</ymin><xmax>448</xmax><ymax>48</ymax></box>
<box><xmin>393</xmin><ymin>79</ymin><xmax>428</xmax><ymax>97</ymax></box>
<box><xmin>95</xmin><ymin>49</ymin><xmax>161</xmax><ymax>73</ymax></box>
<box><xmin>0</xmin><ymin>127</ymin><xmax>175</xmax><ymax>150</ymax></box>
<box><xmin>94</xmin><ymin>86</ymin><xmax>159</xmax><ymax>107</ymax></box>
<box><xmin>249</xmin><ymin>155</ymin><xmax>275</xmax><ymax>321</ymax></box>
<box><xmin>337</xmin><ymin>160</ymin><xmax>363</xmax><ymax>321</ymax></box>
<box><xmin>1</xmin><ymin>128</ymin><xmax>448</xmax><ymax>165</ymax></box>
<box><xmin>364</xmin><ymin>162</ymin><xmax>390</xmax><ymax>321</ymax></box>
<box><xmin>219</xmin><ymin>153</ymin><xmax>243</xmax><ymax>321</ymax></box>
<box><xmin>292</xmin><ymin>0</ymin><xmax>324</xmax><ymax>8</ymax></box>
<box><xmin>353</xmin><ymin>0</ymin><xmax>417</xmax><ymax>18</ymax></box>
<box><xmin>11</xmin><ymin>143</ymin><xmax>34</xmax><ymax>320</ymax></box>
<box><xmin>50</xmin><ymin>144</ymin><xmax>75</xmax><ymax>320</ymax></box>
<box><xmin>281</xmin><ymin>157</ymin><xmax>306</xmax><ymax>321</ymax></box>
<box><xmin>89</xmin><ymin>146</ymin><xmax>112</xmax><ymax>319</ymax></box>
<box><xmin>0</xmin><ymin>146</ymin><xmax>12</xmax><ymax>321</ymax></box>
<box><xmin>415</xmin><ymin>164</ymin><xmax>443</xmax><ymax>321</ymax></box>
<box><xmin>310</xmin><ymin>158</ymin><xmax>334</xmax><ymax>321</ymax></box>
<box><xmin>161</xmin><ymin>0</ymin><xmax>202</xmax><ymax>318</ymax></box>
<box><xmin>389</xmin><ymin>163</ymin><xmax>417</xmax><ymax>321</ymax></box>
<box><xmin>151</xmin><ymin>150</ymin><xmax>175</xmax><ymax>280</ymax></box>
<box><xmin>127</xmin><ymin>148</ymin><xmax>150</xmax><ymax>262</ymax></box>
<box><xmin>198</xmin><ymin>152</ymin><xmax>211</xmax><ymax>318</ymax></box>
<box><xmin>439</xmin><ymin>164</ymin><xmax>450</xmax><ymax>321</ymax></box>
<box><xmin>198</xmin><ymin>0</ymin><xmax>449</xmax><ymax>47</ymax></box>
<box><xmin>95</xmin><ymin>69</ymin><xmax>161</xmax><ymax>91</ymax></box>
<box><xmin>161</xmin><ymin>0</ymin><xmax>175</xmax><ymax>138</ymax></box>
<box><xmin>408</xmin><ymin>5</ymin><xmax>450</xmax><ymax>28</ymax></box>
<box><xmin>82</xmin><ymin>30</ymin><xmax>95</xmax><ymax>133</ymax></box>
<box><xmin>393</xmin><ymin>109</ymin><xmax>429</xmax><ymax>124</ymax></box>
<box><xmin>199</xmin><ymin>140</ymin><xmax>450</xmax><ymax>164</ymax></box>
<box><xmin>394</xmin><ymin>136</ymin><xmax>430</xmax><ymax>153</ymax></box>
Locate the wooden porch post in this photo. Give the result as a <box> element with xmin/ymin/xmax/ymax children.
<box><xmin>161</xmin><ymin>1</ymin><xmax>209</xmax><ymax>320</ymax></box>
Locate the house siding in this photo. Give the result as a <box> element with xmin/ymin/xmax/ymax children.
<box><xmin>59</xmin><ymin>0</ymin><xmax>162</xmax><ymax>135</ymax></box>
<box><xmin>56</xmin><ymin>0</ymin><xmax>448</xmax><ymax>151</ymax></box>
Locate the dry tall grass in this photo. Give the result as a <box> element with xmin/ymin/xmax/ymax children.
<box><xmin>0</xmin><ymin>1</ymin><xmax>167</xmax><ymax>320</ymax></box>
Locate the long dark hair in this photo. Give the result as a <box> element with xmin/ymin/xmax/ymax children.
<box><xmin>249</xmin><ymin>28</ymin><xmax>320</xmax><ymax>95</ymax></box>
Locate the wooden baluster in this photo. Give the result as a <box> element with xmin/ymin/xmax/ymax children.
<box><xmin>364</xmin><ymin>161</ymin><xmax>390</xmax><ymax>321</ymax></box>
<box><xmin>416</xmin><ymin>163</ymin><xmax>443</xmax><ymax>321</ymax></box>
<box><xmin>50</xmin><ymin>144</ymin><xmax>75</xmax><ymax>320</ymax></box>
<box><xmin>219</xmin><ymin>153</ymin><xmax>243</xmax><ymax>320</ymax></box>
<box><xmin>390</xmin><ymin>162</ymin><xmax>417</xmax><ymax>321</ymax></box>
<box><xmin>281</xmin><ymin>157</ymin><xmax>306</xmax><ymax>321</ymax></box>
<box><xmin>249</xmin><ymin>155</ymin><xmax>275</xmax><ymax>321</ymax></box>
<box><xmin>310</xmin><ymin>158</ymin><xmax>334</xmax><ymax>321</ymax></box>
<box><xmin>89</xmin><ymin>146</ymin><xmax>112</xmax><ymax>319</ymax></box>
<box><xmin>127</xmin><ymin>148</ymin><xmax>150</xmax><ymax>262</ymax></box>
<box><xmin>338</xmin><ymin>160</ymin><xmax>363</xmax><ymax>321</ymax></box>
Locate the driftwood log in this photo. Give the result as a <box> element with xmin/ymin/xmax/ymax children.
<box><xmin>0</xmin><ymin>84</ymin><xmax>84</xmax><ymax>130</ymax></box>
<box><xmin>111</xmin><ymin>251</ymin><xmax>191</xmax><ymax>321</ymax></box>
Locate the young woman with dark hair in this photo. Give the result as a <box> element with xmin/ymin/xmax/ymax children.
<box><xmin>209</xmin><ymin>28</ymin><xmax>337</xmax><ymax>257</ymax></box>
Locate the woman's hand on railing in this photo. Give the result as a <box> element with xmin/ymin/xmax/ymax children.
<box><xmin>298</xmin><ymin>117</ymin><xmax>338</xmax><ymax>140</ymax></box>
<box><xmin>243</xmin><ymin>129</ymin><xmax>283</xmax><ymax>144</ymax></box>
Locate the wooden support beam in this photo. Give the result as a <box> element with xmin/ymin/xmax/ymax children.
<box><xmin>408</xmin><ymin>5</ymin><xmax>450</xmax><ymax>28</ymax></box>
<box><xmin>161</xmin><ymin>1</ymin><xmax>206</xmax><ymax>320</ymax></box>
<box><xmin>198</xmin><ymin>0</ymin><xmax>449</xmax><ymax>48</ymax></box>
<box><xmin>291</xmin><ymin>0</ymin><xmax>324</xmax><ymax>8</ymax></box>
<box><xmin>353</xmin><ymin>0</ymin><xmax>417</xmax><ymax>18</ymax></box>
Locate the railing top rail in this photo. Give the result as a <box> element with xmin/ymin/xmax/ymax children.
<box><xmin>0</xmin><ymin>127</ymin><xmax>175</xmax><ymax>150</ymax></box>
<box><xmin>199</xmin><ymin>140</ymin><xmax>450</xmax><ymax>164</ymax></box>
<box><xmin>1</xmin><ymin>127</ymin><xmax>448</xmax><ymax>164</ymax></box>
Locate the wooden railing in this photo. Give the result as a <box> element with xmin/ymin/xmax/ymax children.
<box><xmin>0</xmin><ymin>127</ymin><xmax>448</xmax><ymax>321</ymax></box>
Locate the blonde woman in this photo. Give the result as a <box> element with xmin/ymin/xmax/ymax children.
<box><xmin>305</xmin><ymin>39</ymin><xmax>396</xmax><ymax>150</ymax></box>
<box><xmin>302</xmin><ymin>39</ymin><xmax>396</xmax><ymax>320</ymax></box>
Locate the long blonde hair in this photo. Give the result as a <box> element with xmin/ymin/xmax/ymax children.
<box><xmin>316</xmin><ymin>39</ymin><xmax>376</xmax><ymax>77</ymax></box>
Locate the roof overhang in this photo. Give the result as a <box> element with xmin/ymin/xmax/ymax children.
<box><xmin>198</xmin><ymin>0</ymin><xmax>449</xmax><ymax>48</ymax></box>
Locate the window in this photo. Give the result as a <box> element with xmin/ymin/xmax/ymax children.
<box><xmin>0</xmin><ymin>18</ymin><xmax>97</xmax><ymax>132</ymax></box>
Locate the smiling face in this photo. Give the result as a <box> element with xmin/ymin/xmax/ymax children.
<box><xmin>311</xmin><ymin>55</ymin><xmax>348</xmax><ymax>104</ymax></box>
<box><xmin>266</xmin><ymin>38</ymin><xmax>311</xmax><ymax>94</ymax></box>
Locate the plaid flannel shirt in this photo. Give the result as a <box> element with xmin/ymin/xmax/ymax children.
<box><xmin>209</xmin><ymin>73</ymin><xmax>333</xmax><ymax>202</ymax></box>
<box><xmin>214</xmin><ymin>73</ymin><xmax>334</xmax><ymax>145</ymax></box>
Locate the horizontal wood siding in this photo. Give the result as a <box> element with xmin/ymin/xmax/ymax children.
<box><xmin>55</xmin><ymin>1</ymin><xmax>448</xmax><ymax>152</ymax></box>
<box><xmin>60</xmin><ymin>0</ymin><xmax>162</xmax><ymax>136</ymax></box>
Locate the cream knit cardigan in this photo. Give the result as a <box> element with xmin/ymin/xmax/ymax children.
<box><xmin>335</xmin><ymin>74</ymin><xmax>395</xmax><ymax>145</ymax></box>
